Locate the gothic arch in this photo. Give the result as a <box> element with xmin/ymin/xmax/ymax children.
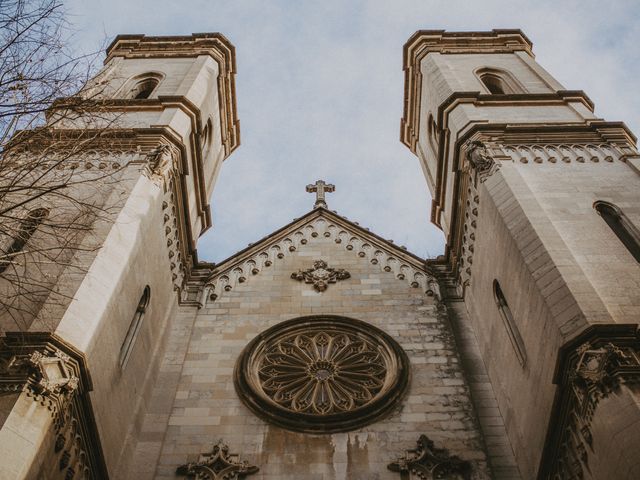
<box><xmin>594</xmin><ymin>201</ymin><xmax>640</xmax><ymax>263</ymax></box>
<box><xmin>475</xmin><ymin>67</ymin><xmax>525</xmax><ymax>95</ymax></box>
<box><xmin>119</xmin><ymin>72</ymin><xmax>164</xmax><ymax>99</ymax></box>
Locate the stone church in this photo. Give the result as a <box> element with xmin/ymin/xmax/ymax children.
<box><xmin>0</xmin><ymin>29</ymin><xmax>639</xmax><ymax>480</ymax></box>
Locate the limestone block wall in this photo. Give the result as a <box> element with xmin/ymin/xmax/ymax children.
<box><xmin>459</xmin><ymin>155</ymin><xmax>640</xmax><ymax>477</ymax></box>
<box><xmin>134</xmin><ymin>233</ymin><xmax>492</xmax><ymax>480</ymax></box>
<box><xmin>513</xmin><ymin>156</ymin><xmax>640</xmax><ymax>324</ymax></box>
<box><xmin>53</xmin><ymin>170</ymin><xmax>179</xmax><ymax>477</ymax></box>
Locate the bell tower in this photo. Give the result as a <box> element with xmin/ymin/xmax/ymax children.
<box><xmin>0</xmin><ymin>34</ymin><xmax>239</xmax><ymax>479</ymax></box>
<box><xmin>403</xmin><ymin>30</ymin><xmax>640</xmax><ymax>479</ymax></box>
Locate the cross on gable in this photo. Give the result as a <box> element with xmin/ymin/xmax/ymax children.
<box><xmin>306</xmin><ymin>180</ymin><xmax>335</xmax><ymax>209</ymax></box>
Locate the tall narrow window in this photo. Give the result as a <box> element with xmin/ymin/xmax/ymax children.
<box><xmin>0</xmin><ymin>208</ymin><xmax>49</xmax><ymax>274</ymax></box>
<box><xmin>119</xmin><ymin>286</ymin><xmax>150</xmax><ymax>369</ymax></box>
<box><xmin>493</xmin><ymin>280</ymin><xmax>527</xmax><ymax>367</ymax></box>
<box><xmin>594</xmin><ymin>201</ymin><xmax>640</xmax><ymax>263</ymax></box>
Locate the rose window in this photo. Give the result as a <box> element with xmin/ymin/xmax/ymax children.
<box><xmin>234</xmin><ymin>315</ymin><xmax>409</xmax><ymax>433</ymax></box>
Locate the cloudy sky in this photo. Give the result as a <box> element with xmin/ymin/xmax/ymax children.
<box><xmin>66</xmin><ymin>0</ymin><xmax>640</xmax><ymax>262</ymax></box>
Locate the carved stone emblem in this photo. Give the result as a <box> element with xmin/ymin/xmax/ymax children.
<box><xmin>387</xmin><ymin>435</ymin><xmax>471</xmax><ymax>479</ymax></box>
<box><xmin>234</xmin><ymin>315</ymin><xmax>409</xmax><ymax>433</ymax></box>
<box><xmin>466</xmin><ymin>140</ymin><xmax>499</xmax><ymax>182</ymax></box>
<box><xmin>176</xmin><ymin>440</ymin><xmax>259</xmax><ymax>480</ymax></box>
<box><xmin>291</xmin><ymin>260</ymin><xmax>350</xmax><ymax>291</ymax></box>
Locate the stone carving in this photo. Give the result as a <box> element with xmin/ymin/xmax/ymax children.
<box><xmin>388</xmin><ymin>435</ymin><xmax>471</xmax><ymax>479</ymax></box>
<box><xmin>259</xmin><ymin>330</ymin><xmax>387</xmax><ymax>414</ymax></box>
<box><xmin>306</xmin><ymin>179</ymin><xmax>335</xmax><ymax>208</ymax></box>
<box><xmin>291</xmin><ymin>260</ymin><xmax>350</xmax><ymax>291</ymax></box>
<box><xmin>0</xmin><ymin>347</ymin><xmax>79</xmax><ymax>415</ymax></box>
<box><xmin>0</xmin><ymin>333</ymin><xmax>108</xmax><ymax>479</ymax></box>
<box><xmin>234</xmin><ymin>315</ymin><xmax>409</xmax><ymax>433</ymax></box>
<box><xmin>539</xmin><ymin>331</ymin><xmax>640</xmax><ymax>479</ymax></box>
<box><xmin>143</xmin><ymin>143</ymin><xmax>172</xmax><ymax>179</ymax></box>
<box><xmin>176</xmin><ymin>440</ymin><xmax>259</xmax><ymax>480</ymax></box>
<box><xmin>466</xmin><ymin>140</ymin><xmax>499</xmax><ymax>182</ymax></box>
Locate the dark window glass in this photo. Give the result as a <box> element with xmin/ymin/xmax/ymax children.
<box><xmin>481</xmin><ymin>74</ymin><xmax>506</xmax><ymax>94</ymax></box>
<box><xmin>594</xmin><ymin>201</ymin><xmax>640</xmax><ymax>263</ymax></box>
<box><xmin>0</xmin><ymin>208</ymin><xmax>49</xmax><ymax>274</ymax></box>
<box><xmin>131</xmin><ymin>78</ymin><xmax>159</xmax><ymax>99</ymax></box>
<box><xmin>119</xmin><ymin>286</ymin><xmax>151</xmax><ymax>369</ymax></box>
<box><xmin>493</xmin><ymin>280</ymin><xmax>527</xmax><ymax>366</ymax></box>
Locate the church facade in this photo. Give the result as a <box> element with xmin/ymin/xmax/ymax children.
<box><xmin>0</xmin><ymin>30</ymin><xmax>639</xmax><ymax>480</ymax></box>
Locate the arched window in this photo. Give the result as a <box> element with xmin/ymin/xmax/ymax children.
<box><xmin>476</xmin><ymin>68</ymin><xmax>524</xmax><ymax>95</ymax></box>
<box><xmin>120</xmin><ymin>73</ymin><xmax>163</xmax><ymax>100</ymax></box>
<box><xmin>493</xmin><ymin>280</ymin><xmax>527</xmax><ymax>366</ymax></box>
<box><xmin>0</xmin><ymin>208</ymin><xmax>49</xmax><ymax>274</ymax></box>
<box><xmin>480</xmin><ymin>74</ymin><xmax>507</xmax><ymax>94</ymax></box>
<box><xmin>119</xmin><ymin>286</ymin><xmax>151</xmax><ymax>369</ymax></box>
<box><xmin>201</xmin><ymin>118</ymin><xmax>213</xmax><ymax>154</ymax></box>
<box><xmin>427</xmin><ymin>114</ymin><xmax>438</xmax><ymax>154</ymax></box>
<box><xmin>594</xmin><ymin>201</ymin><xmax>640</xmax><ymax>263</ymax></box>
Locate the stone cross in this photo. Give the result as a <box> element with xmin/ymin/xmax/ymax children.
<box><xmin>306</xmin><ymin>180</ymin><xmax>335</xmax><ymax>209</ymax></box>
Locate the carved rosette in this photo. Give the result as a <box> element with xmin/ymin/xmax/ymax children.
<box><xmin>260</xmin><ymin>330</ymin><xmax>387</xmax><ymax>414</ymax></box>
<box><xmin>234</xmin><ymin>315</ymin><xmax>410</xmax><ymax>433</ymax></box>
<box><xmin>176</xmin><ymin>441</ymin><xmax>259</xmax><ymax>480</ymax></box>
<box><xmin>387</xmin><ymin>435</ymin><xmax>471</xmax><ymax>479</ymax></box>
<box><xmin>290</xmin><ymin>260</ymin><xmax>350</xmax><ymax>291</ymax></box>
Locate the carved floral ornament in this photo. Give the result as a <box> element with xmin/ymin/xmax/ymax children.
<box><xmin>387</xmin><ymin>435</ymin><xmax>471</xmax><ymax>480</ymax></box>
<box><xmin>234</xmin><ymin>315</ymin><xmax>410</xmax><ymax>433</ymax></box>
<box><xmin>290</xmin><ymin>259</ymin><xmax>351</xmax><ymax>291</ymax></box>
<box><xmin>176</xmin><ymin>440</ymin><xmax>259</xmax><ymax>480</ymax></box>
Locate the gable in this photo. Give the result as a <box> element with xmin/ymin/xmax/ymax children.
<box><xmin>194</xmin><ymin>209</ymin><xmax>440</xmax><ymax>308</ymax></box>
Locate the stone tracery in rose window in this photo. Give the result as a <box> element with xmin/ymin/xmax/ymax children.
<box><xmin>259</xmin><ymin>331</ymin><xmax>387</xmax><ymax>414</ymax></box>
<box><xmin>234</xmin><ymin>315</ymin><xmax>410</xmax><ymax>433</ymax></box>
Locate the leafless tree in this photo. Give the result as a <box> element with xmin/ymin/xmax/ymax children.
<box><xmin>0</xmin><ymin>0</ymin><xmax>123</xmax><ymax>331</ymax></box>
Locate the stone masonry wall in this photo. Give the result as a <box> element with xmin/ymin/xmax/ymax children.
<box><xmin>134</xmin><ymin>230</ymin><xmax>492</xmax><ymax>480</ymax></box>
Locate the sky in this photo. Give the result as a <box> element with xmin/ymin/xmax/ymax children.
<box><xmin>66</xmin><ymin>0</ymin><xmax>640</xmax><ymax>262</ymax></box>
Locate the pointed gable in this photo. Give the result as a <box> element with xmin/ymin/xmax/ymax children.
<box><xmin>191</xmin><ymin>208</ymin><xmax>440</xmax><ymax>308</ymax></box>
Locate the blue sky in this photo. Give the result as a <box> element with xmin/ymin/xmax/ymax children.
<box><xmin>66</xmin><ymin>0</ymin><xmax>640</xmax><ymax>262</ymax></box>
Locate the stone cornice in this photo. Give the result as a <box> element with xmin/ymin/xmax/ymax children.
<box><xmin>104</xmin><ymin>33</ymin><xmax>240</xmax><ymax>157</ymax></box>
<box><xmin>432</xmin><ymin>122</ymin><xmax>639</xmax><ymax>267</ymax></box>
<box><xmin>401</xmin><ymin>29</ymin><xmax>534</xmax><ymax>151</ymax></box>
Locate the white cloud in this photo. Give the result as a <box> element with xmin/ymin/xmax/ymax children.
<box><xmin>66</xmin><ymin>0</ymin><xmax>640</xmax><ymax>261</ymax></box>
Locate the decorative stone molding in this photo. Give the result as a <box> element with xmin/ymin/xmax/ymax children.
<box><xmin>234</xmin><ymin>315</ymin><xmax>410</xmax><ymax>433</ymax></box>
<box><xmin>539</xmin><ymin>326</ymin><xmax>640</xmax><ymax>479</ymax></box>
<box><xmin>290</xmin><ymin>260</ymin><xmax>350</xmax><ymax>291</ymax></box>
<box><xmin>387</xmin><ymin>435</ymin><xmax>471</xmax><ymax>479</ymax></box>
<box><xmin>466</xmin><ymin>141</ymin><xmax>500</xmax><ymax>182</ymax></box>
<box><xmin>197</xmin><ymin>210</ymin><xmax>440</xmax><ymax>307</ymax></box>
<box><xmin>456</xmin><ymin>179</ymin><xmax>479</xmax><ymax>291</ymax></box>
<box><xmin>0</xmin><ymin>333</ymin><xmax>108</xmax><ymax>479</ymax></box>
<box><xmin>176</xmin><ymin>440</ymin><xmax>259</xmax><ymax>480</ymax></box>
<box><xmin>498</xmin><ymin>142</ymin><xmax>635</xmax><ymax>165</ymax></box>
